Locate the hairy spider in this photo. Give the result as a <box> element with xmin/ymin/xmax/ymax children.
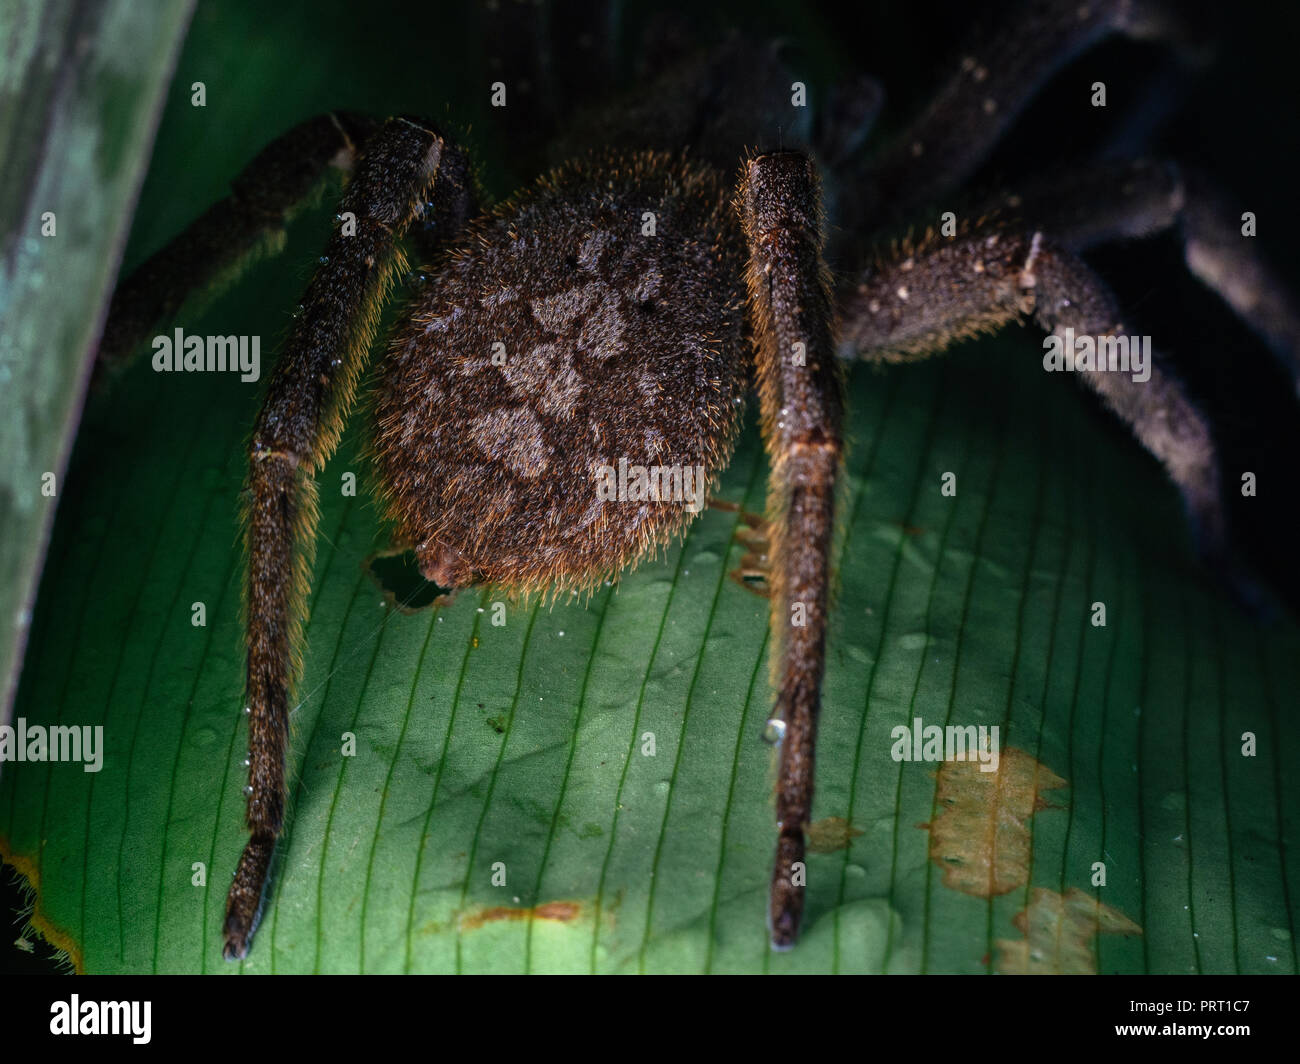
<box><xmin>96</xmin><ymin>0</ymin><xmax>1300</xmax><ymax>961</ymax></box>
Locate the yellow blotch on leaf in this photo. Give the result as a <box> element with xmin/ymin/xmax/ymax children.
<box><xmin>921</xmin><ymin>747</ymin><xmax>1066</xmax><ymax>896</ymax></box>
<box><xmin>996</xmin><ymin>887</ymin><xmax>1142</xmax><ymax>974</ymax></box>
<box><xmin>806</xmin><ymin>817</ymin><xmax>864</xmax><ymax>854</ymax></box>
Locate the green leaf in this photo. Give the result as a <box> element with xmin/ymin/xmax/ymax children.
<box><xmin>0</xmin><ymin>0</ymin><xmax>193</xmax><ymax>737</ymax></box>
<box><xmin>3</xmin><ymin>0</ymin><xmax>1297</xmax><ymax>976</ymax></box>
<box><xmin>6</xmin><ymin>322</ymin><xmax>1298</xmax><ymax>972</ymax></box>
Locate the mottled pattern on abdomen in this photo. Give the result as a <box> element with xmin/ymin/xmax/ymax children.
<box><xmin>373</xmin><ymin>151</ymin><xmax>749</xmax><ymax>592</ymax></box>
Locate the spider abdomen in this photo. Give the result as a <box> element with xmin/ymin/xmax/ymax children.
<box><xmin>373</xmin><ymin>152</ymin><xmax>749</xmax><ymax>592</ymax></box>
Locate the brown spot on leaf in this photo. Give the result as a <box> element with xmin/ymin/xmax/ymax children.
<box><xmin>923</xmin><ymin>747</ymin><xmax>1067</xmax><ymax>897</ymax></box>
<box><xmin>806</xmin><ymin>816</ymin><xmax>864</xmax><ymax>854</ymax></box>
<box><xmin>995</xmin><ymin>887</ymin><xmax>1142</xmax><ymax>974</ymax></box>
<box><xmin>713</xmin><ymin>500</ymin><xmax>772</xmax><ymax>596</ymax></box>
<box><xmin>457</xmin><ymin>900</ymin><xmax>582</xmax><ymax>931</ymax></box>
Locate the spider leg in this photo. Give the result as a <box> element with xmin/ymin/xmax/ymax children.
<box><xmin>96</xmin><ymin>112</ymin><xmax>381</xmax><ymax>374</ymax></box>
<box><xmin>847</xmin><ymin>0</ymin><xmax>1202</xmax><ymax>231</ymax></box>
<box><xmin>224</xmin><ymin>117</ymin><xmax>475</xmax><ymax>961</ymax></box>
<box><xmin>838</xmin><ymin>221</ymin><xmax>1228</xmax><ymax>566</ymax></box>
<box><xmin>984</xmin><ymin>160</ymin><xmax>1300</xmax><ymax>390</ymax></box>
<box><xmin>739</xmin><ymin>151</ymin><xmax>845</xmax><ymax>949</ymax></box>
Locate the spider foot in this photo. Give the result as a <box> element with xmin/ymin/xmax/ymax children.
<box><xmin>223</xmin><ymin>830</ymin><xmax>275</xmax><ymax>961</ymax></box>
<box><xmin>768</xmin><ymin>829</ymin><xmax>806</xmax><ymax>951</ymax></box>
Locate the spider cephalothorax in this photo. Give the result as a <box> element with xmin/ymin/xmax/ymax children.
<box><xmin>96</xmin><ymin>0</ymin><xmax>1300</xmax><ymax>962</ymax></box>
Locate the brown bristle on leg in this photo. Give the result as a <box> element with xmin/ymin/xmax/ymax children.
<box><xmin>738</xmin><ymin>151</ymin><xmax>844</xmax><ymax>949</ymax></box>
<box><xmin>982</xmin><ymin>159</ymin><xmax>1300</xmax><ymax>392</ymax></box>
<box><xmin>843</xmin><ymin>0</ymin><xmax>1203</xmax><ymax>234</ymax></box>
<box><xmin>838</xmin><ymin>221</ymin><xmax>1229</xmax><ymax>571</ymax></box>
<box><xmin>96</xmin><ymin>112</ymin><xmax>380</xmax><ymax>377</ymax></box>
<box><xmin>226</xmin><ymin>116</ymin><xmax>475</xmax><ymax>961</ymax></box>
